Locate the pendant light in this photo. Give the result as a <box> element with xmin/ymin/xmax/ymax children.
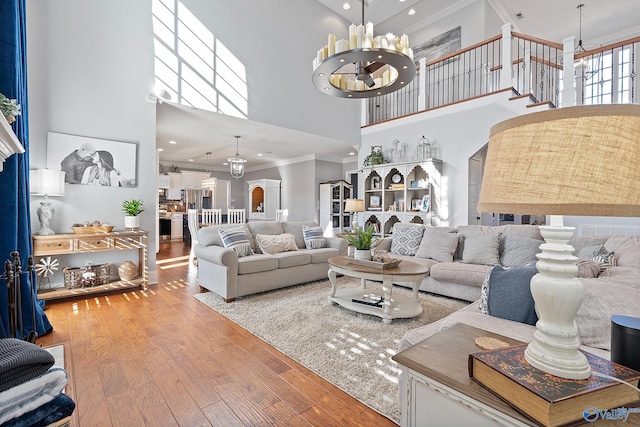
<box><xmin>201</xmin><ymin>151</ymin><xmax>217</xmax><ymax>188</ymax></box>
<box><xmin>228</xmin><ymin>135</ymin><xmax>246</xmax><ymax>179</ymax></box>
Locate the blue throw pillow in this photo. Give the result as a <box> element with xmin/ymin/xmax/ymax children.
<box><xmin>302</xmin><ymin>225</ymin><xmax>325</xmax><ymax>249</ymax></box>
<box><xmin>485</xmin><ymin>262</ymin><xmax>538</xmax><ymax>326</ymax></box>
<box><xmin>218</xmin><ymin>227</ymin><xmax>254</xmax><ymax>257</ymax></box>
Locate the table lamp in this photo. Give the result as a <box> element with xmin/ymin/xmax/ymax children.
<box><xmin>344</xmin><ymin>198</ymin><xmax>365</xmax><ymax>230</ymax></box>
<box><xmin>477</xmin><ymin>104</ymin><xmax>640</xmax><ymax>380</ymax></box>
<box><xmin>30</xmin><ymin>169</ymin><xmax>66</xmax><ymax>236</ymax></box>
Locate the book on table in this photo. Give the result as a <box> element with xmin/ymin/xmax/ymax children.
<box><xmin>469</xmin><ymin>343</ymin><xmax>640</xmax><ymax>427</ymax></box>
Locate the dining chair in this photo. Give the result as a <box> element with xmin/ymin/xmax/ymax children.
<box><xmin>227</xmin><ymin>208</ymin><xmax>246</xmax><ymax>224</ymax></box>
<box><xmin>187</xmin><ymin>209</ymin><xmax>199</xmax><ymax>264</ymax></box>
<box><xmin>275</xmin><ymin>209</ymin><xmax>289</xmax><ymax>222</ymax></box>
<box><xmin>201</xmin><ymin>208</ymin><xmax>222</xmax><ymax>225</ymax></box>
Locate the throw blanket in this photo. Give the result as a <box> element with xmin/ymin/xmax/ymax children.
<box><xmin>0</xmin><ymin>338</ymin><xmax>54</xmax><ymax>393</ymax></box>
<box><xmin>0</xmin><ymin>366</ymin><xmax>68</xmax><ymax>424</ymax></box>
<box><xmin>2</xmin><ymin>392</ymin><xmax>75</xmax><ymax>427</ymax></box>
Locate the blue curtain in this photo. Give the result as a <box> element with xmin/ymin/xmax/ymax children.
<box><xmin>0</xmin><ymin>0</ymin><xmax>52</xmax><ymax>338</ymax></box>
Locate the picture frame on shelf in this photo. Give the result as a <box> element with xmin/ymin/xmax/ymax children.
<box><xmin>369</xmin><ymin>195</ymin><xmax>381</xmax><ymax>209</ymax></box>
<box><xmin>410</xmin><ymin>180</ymin><xmax>419</xmax><ymax>189</ymax></box>
<box><xmin>371</xmin><ymin>145</ymin><xmax>382</xmax><ymax>153</ymax></box>
<box><xmin>411</xmin><ymin>198</ymin><xmax>421</xmax><ymax>211</ymax></box>
<box><xmin>371</xmin><ymin>176</ymin><xmax>381</xmax><ymax>190</ymax></box>
<box><xmin>420</xmin><ymin>195</ymin><xmax>430</xmax><ymax>212</ymax></box>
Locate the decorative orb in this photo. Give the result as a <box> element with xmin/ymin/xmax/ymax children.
<box><xmin>118</xmin><ymin>261</ymin><xmax>137</xmax><ymax>281</ymax></box>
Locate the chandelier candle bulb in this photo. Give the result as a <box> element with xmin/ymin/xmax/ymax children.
<box><xmin>364</xmin><ymin>34</ymin><xmax>373</xmax><ymax>48</ymax></box>
<box><xmin>336</xmin><ymin>39</ymin><xmax>349</xmax><ymax>53</ymax></box>
<box><xmin>386</xmin><ymin>33</ymin><xmax>396</xmax><ymax>50</ymax></box>
<box><xmin>349</xmin><ymin>23</ymin><xmax>357</xmax><ymax>49</ymax></box>
<box><xmin>401</xmin><ymin>34</ymin><xmax>409</xmax><ymax>51</ymax></box>
<box><xmin>328</xmin><ymin>34</ymin><xmax>336</xmax><ymax>56</ymax></box>
<box><xmin>357</xmin><ymin>24</ymin><xmax>364</xmax><ymax>48</ymax></box>
<box><xmin>366</xmin><ymin>21</ymin><xmax>374</xmax><ymax>37</ymax></box>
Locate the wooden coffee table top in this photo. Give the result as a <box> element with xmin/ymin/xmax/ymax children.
<box><xmin>328</xmin><ymin>256</ymin><xmax>429</xmax><ymax>276</ymax></box>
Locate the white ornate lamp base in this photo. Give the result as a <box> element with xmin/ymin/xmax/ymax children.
<box><xmin>524</xmin><ymin>218</ymin><xmax>591</xmax><ymax>380</ymax></box>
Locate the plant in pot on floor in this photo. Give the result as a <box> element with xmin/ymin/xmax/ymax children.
<box><xmin>122</xmin><ymin>199</ymin><xmax>144</xmax><ymax>230</ymax></box>
<box><xmin>345</xmin><ymin>224</ymin><xmax>379</xmax><ymax>260</ymax></box>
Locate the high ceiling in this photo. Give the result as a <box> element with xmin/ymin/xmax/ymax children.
<box><xmin>156</xmin><ymin>0</ymin><xmax>640</xmax><ymax>171</ymax></box>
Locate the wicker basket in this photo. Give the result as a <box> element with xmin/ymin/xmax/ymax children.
<box><xmin>63</xmin><ymin>263</ymin><xmax>111</xmax><ymax>289</ymax></box>
<box><xmin>71</xmin><ymin>225</ymin><xmax>115</xmax><ymax>234</ymax></box>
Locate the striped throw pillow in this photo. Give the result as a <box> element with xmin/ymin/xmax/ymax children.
<box><xmin>218</xmin><ymin>227</ymin><xmax>254</xmax><ymax>257</ymax></box>
<box><xmin>302</xmin><ymin>225</ymin><xmax>325</xmax><ymax>249</ymax></box>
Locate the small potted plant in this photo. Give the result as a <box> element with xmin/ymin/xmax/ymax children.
<box><xmin>345</xmin><ymin>224</ymin><xmax>379</xmax><ymax>260</ymax></box>
<box><xmin>122</xmin><ymin>199</ymin><xmax>144</xmax><ymax>230</ymax></box>
<box><xmin>0</xmin><ymin>93</ymin><xmax>21</xmax><ymax>124</ymax></box>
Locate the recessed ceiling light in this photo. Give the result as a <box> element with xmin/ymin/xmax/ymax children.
<box><xmin>408</xmin><ymin>9</ymin><xmax>416</xmax><ymax>16</ymax></box>
<box><xmin>257</xmin><ymin>153</ymin><xmax>263</xmax><ymax>157</ymax></box>
<box><xmin>349</xmin><ymin>152</ymin><xmax>355</xmax><ymax>155</ymax></box>
<box><xmin>399</xmin><ymin>0</ymin><xmax>406</xmax><ymax>2</ymax></box>
<box><xmin>188</xmin><ymin>159</ymin><xmax>194</xmax><ymax>162</ymax></box>
<box><xmin>223</xmin><ymin>162</ymin><xmax>228</xmax><ymax>166</ymax></box>
<box><xmin>157</xmin><ymin>148</ymin><xmax>164</xmax><ymax>152</ymax></box>
<box><xmin>343</xmin><ymin>3</ymin><xmax>351</xmax><ymax>10</ymax></box>
<box><xmin>169</xmin><ymin>140</ymin><xmax>177</xmax><ymax>144</ymax></box>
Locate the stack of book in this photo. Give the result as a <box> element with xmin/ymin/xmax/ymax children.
<box><xmin>389</xmin><ymin>183</ymin><xmax>404</xmax><ymax>190</ymax></box>
<box><xmin>469</xmin><ymin>343</ymin><xmax>640</xmax><ymax>427</ymax></box>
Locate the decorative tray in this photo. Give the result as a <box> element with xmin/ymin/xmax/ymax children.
<box><xmin>71</xmin><ymin>225</ymin><xmax>115</xmax><ymax>234</ymax></box>
<box><xmin>346</xmin><ymin>257</ymin><xmax>401</xmax><ymax>269</ymax></box>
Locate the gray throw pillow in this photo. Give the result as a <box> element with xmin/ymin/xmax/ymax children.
<box><xmin>218</xmin><ymin>227</ymin><xmax>254</xmax><ymax>257</ymax></box>
<box><xmin>577</xmin><ymin>244</ymin><xmax>604</xmax><ymax>259</ymax></box>
<box><xmin>485</xmin><ymin>263</ymin><xmax>539</xmax><ymax>326</ymax></box>
<box><xmin>390</xmin><ymin>224</ymin><xmax>425</xmax><ymax>256</ymax></box>
<box><xmin>462</xmin><ymin>233</ymin><xmax>500</xmax><ymax>265</ymax></box>
<box><xmin>415</xmin><ymin>228</ymin><xmax>459</xmax><ymax>262</ymax></box>
<box><xmin>500</xmin><ymin>235</ymin><xmax>542</xmax><ymax>267</ymax></box>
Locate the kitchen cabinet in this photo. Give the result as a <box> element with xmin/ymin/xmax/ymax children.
<box><xmin>158</xmin><ymin>174</ymin><xmax>170</xmax><ymax>189</ymax></box>
<box><xmin>181</xmin><ymin>171</ymin><xmax>210</xmax><ymax>189</ymax></box>
<box><xmin>171</xmin><ymin>213</ymin><xmax>183</xmax><ymax>240</ymax></box>
<box><xmin>167</xmin><ymin>172</ymin><xmax>182</xmax><ymax>200</ymax></box>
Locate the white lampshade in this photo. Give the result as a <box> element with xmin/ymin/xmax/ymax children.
<box><xmin>30</xmin><ymin>169</ymin><xmax>65</xmax><ymax>196</ymax></box>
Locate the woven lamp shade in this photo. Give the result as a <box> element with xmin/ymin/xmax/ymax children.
<box><xmin>344</xmin><ymin>199</ymin><xmax>365</xmax><ymax>212</ymax></box>
<box><xmin>478</xmin><ymin>104</ymin><xmax>640</xmax><ymax>217</ymax></box>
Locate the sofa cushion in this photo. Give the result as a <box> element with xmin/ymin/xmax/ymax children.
<box><xmin>577</xmin><ymin>274</ymin><xmax>640</xmax><ymax>351</ymax></box>
<box><xmin>198</xmin><ymin>223</ymin><xmax>252</xmax><ymax>248</ymax></box>
<box><xmin>455</xmin><ymin>225</ymin><xmax>499</xmax><ymax>260</ymax></box>
<box><xmin>499</xmin><ymin>235</ymin><xmax>542</xmax><ymax>267</ymax></box>
<box><xmin>273</xmin><ymin>251</ymin><xmax>311</xmax><ymax>269</ymax></box>
<box><xmin>429</xmin><ymin>262</ymin><xmax>492</xmax><ymax>286</ymax></box>
<box><xmin>415</xmin><ymin>228</ymin><xmax>459</xmax><ymax>262</ymax></box>
<box><xmin>462</xmin><ymin>233</ymin><xmax>500</xmax><ymax>265</ymax></box>
<box><xmin>302</xmin><ymin>225</ymin><xmax>326</xmax><ymax>249</ymax></box>
<box><xmin>282</xmin><ymin>221</ymin><xmax>320</xmax><ymax>249</ymax></box>
<box><xmin>218</xmin><ymin>227</ymin><xmax>254</xmax><ymax>257</ymax></box>
<box><xmin>303</xmin><ymin>247</ymin><xmax>340</xmax><ymax>264</ymax></box>
<box><xmin>498</xmin><ymin>224</ymin><xmax>542</xmax><ymax>240</ymax></box>
<box><xmin>390</xmin><ymin>223</ymin><xmax>424</xmax><ymax>256</ymax></box>
<box><xmin>237</xmin><ymin>254</ymin><xmax>278</xmax><ymax>274</ymax></box>
<box><xmin>482</xmin><ymin>263</ymin><xmax>538</xmax><ymax>326</ymax></box>
<box><xmin>247</xmin><ymin>222</ymin><xmax>285</xmax><ymax>253</ymax></box>
<box><xmin>604</xmin><ymin>235</ymin><xmax>633</xmax><ymax>252</ymax></box>
<box><xmin>255</xmin><ymin>233</ymin><xmax>298</xmax><ymax>255</ymax></box>
<box><xmin>577</xmin><ymin>244</ymin><xmax>605</xmax><ymax>259</ymax></box>
<box><xmin>568</xmin><ymin>236</ymin><xmax>608</xmax><ymax>256</ymax></box>
<box><xmin>614</xmin><ymin>237</ymin><xmax>640</xmax><ymax>268</ymax></box>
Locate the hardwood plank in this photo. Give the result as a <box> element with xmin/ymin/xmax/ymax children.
<box><xmin>140</xmin><ymin>402</ymin><xmax>179</xmax><ymax>427</ymax></box>
<box><xmin>201</xmin><ymin>400</ymin><xmax>244</xmax><ymax>427</ymax></box>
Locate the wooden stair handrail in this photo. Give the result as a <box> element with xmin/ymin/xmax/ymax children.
<box><xmin>512</xmin><ymin>32</ymin><xmax>563</xmax><ymax>50</ymax></box>
<box><xmin>575</xmin><ymin>35</ymin><xmax>640</xmax><ymax>60</ymax></box>
<box><xmin>427</xmin><ymin>34</ymin><xmax>502</xmax><ymax>67</ymax></box>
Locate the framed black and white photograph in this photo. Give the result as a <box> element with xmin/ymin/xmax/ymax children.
<box><xmin>371</xmin><ymin>176</ymin><xmax>381</xmax><ymax>190</ymax></box>
<box><xmin>47</xmin><ymin>132</ymin><xmax>137</xmax><ymax>187</ymax></box>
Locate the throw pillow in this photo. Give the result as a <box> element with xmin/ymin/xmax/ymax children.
<box><xmin>302</xmin><ymin>225</ymin><xmax>325</xmax><ymax>249</ymax></box>
<box><xmin>613</xmin><ymin>237</ymin><xmax>640</xmax><ymax>268</ymax></box>
<box><xmin>478</xmin><ymin>272</ymin><xmax>490</xmax><ymax>315</ymax></box>
<box><xmin>255</xmin><ymin>233</ymin><xmax>298</xmax><ymax>255</ymax></box>
<box><xmin>415</xmin><ymin>228</ymin><xmax>459</xmax><ymax>262</ymax></box>
<box><xmin>577</xmin><ymin>244</ymin><xmax>604</xmax><ymax>259</ymax></box>
<box><xmin>485</xmin><ymin>263</ymin><xmax>538</xmax><ymax>326</ymax></box>
<box><xmin>576</xmin><ymin>259</ymin><xmax>602</xmax><ymax>278</ymax></box>
<box><xmin>462</xmin><ymin>233</ymin><xmax>500</xmax><ymax>265</ymax></box>
<box><xmin>218</xmin><ymin>227</ymin><xmax>254</xmax><ymax>257</ymax></box>
<box><xmin>499</xmin><ymin>235</ymin><xmax>542</xmax><ymax>267</ymax></box>
<box><xmin>390</xmin><ymin>224</ymin><xmax>425</xmax><ymax>256</ymax></box>
<box><xmin>593</xmin><ymin>251</ymin><xmax>616</xmax><ymax>271</ymax></box>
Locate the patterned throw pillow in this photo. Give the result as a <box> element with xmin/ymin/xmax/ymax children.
<box><xmin>478</xmin><ymin>272</ymin><xmax>490</xmax><ymax>315</ymax></box>
<box><xmin>255</xmin><ymin>233</ymin><xmax>298</xmax><ymax>255</ymax></box>
<box><xmin>218</xmin><ymin>227</ymin><xmax>254</xmax><ymax>257</ymax></box>
<box><xmin>302</xmin><ymin>225</ymin><xmax>325</xmax><ymax>249</ymax></box>
<box><xmin>593</xmin><ymin>251</ymin><xmax>616</xmax><ymax>271</ymax></box>
<box><xmin>390</xmin><ymin>224</ymin><xmax>425</xmax><ymax>256</ymax></box>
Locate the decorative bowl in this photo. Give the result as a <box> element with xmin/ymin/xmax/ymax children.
<box><xmin>71</xmin><ymin>225</ymin><xmax>115</xmax><ymax>234</ymax></box>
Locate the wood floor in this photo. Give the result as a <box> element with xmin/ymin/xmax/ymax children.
<box><xmin>36</xmin><ymin>241</ymin><xmax>397</xmax><ymax>426</ymax></box>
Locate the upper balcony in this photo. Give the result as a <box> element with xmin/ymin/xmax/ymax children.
<box><xmin>364</xmin><ymin>23</ymin><xmax>639</xmax><ymax>127</ymax></box>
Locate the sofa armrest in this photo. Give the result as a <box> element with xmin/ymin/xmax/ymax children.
<box><xmin>325</xmin><ymin>237</ymin><xmax>348</xmax><ymax>256</ymax></box>
<box><xmin>194</xmin><ymin>243</ymin><xmax>238</xmax><ymax>269</ymax></box>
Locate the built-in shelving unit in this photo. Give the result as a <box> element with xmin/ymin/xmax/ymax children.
<box><xmin>361</xmin><ymin>159</ymin><xmax>443</xmax><ymax>236</ymax></box>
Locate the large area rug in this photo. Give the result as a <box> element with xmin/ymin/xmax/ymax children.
<box><xmin>194</xmin><ymin>277</ymin><xmax>469</xmax><ymax>423</ymax></box>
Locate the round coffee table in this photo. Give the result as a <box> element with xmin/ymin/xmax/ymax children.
<box><xmin>327</xmin><ymin>256</ymin><xmax>428</xmax><ymax>324</ymax></box>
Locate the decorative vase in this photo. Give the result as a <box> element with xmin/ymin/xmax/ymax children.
<box><xmin>124</xmin><ymin>215</ymin><xmax>139</xmax><ymax>230</ymax></box>
<box><xmin>118</xmin><ymin>261</ymin><xmax>137</xmax><ymax>281</ymax></box>
<box><xmin>354</xmin><ymin>249</ymin><xmax>371</xmax><ymax>261</ymax></box>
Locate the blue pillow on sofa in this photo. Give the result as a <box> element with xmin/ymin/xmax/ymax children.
<box><xmin>479</xmin><ymin>262</ymin><xmax>539</xmax><ymax>326</ymax></box>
